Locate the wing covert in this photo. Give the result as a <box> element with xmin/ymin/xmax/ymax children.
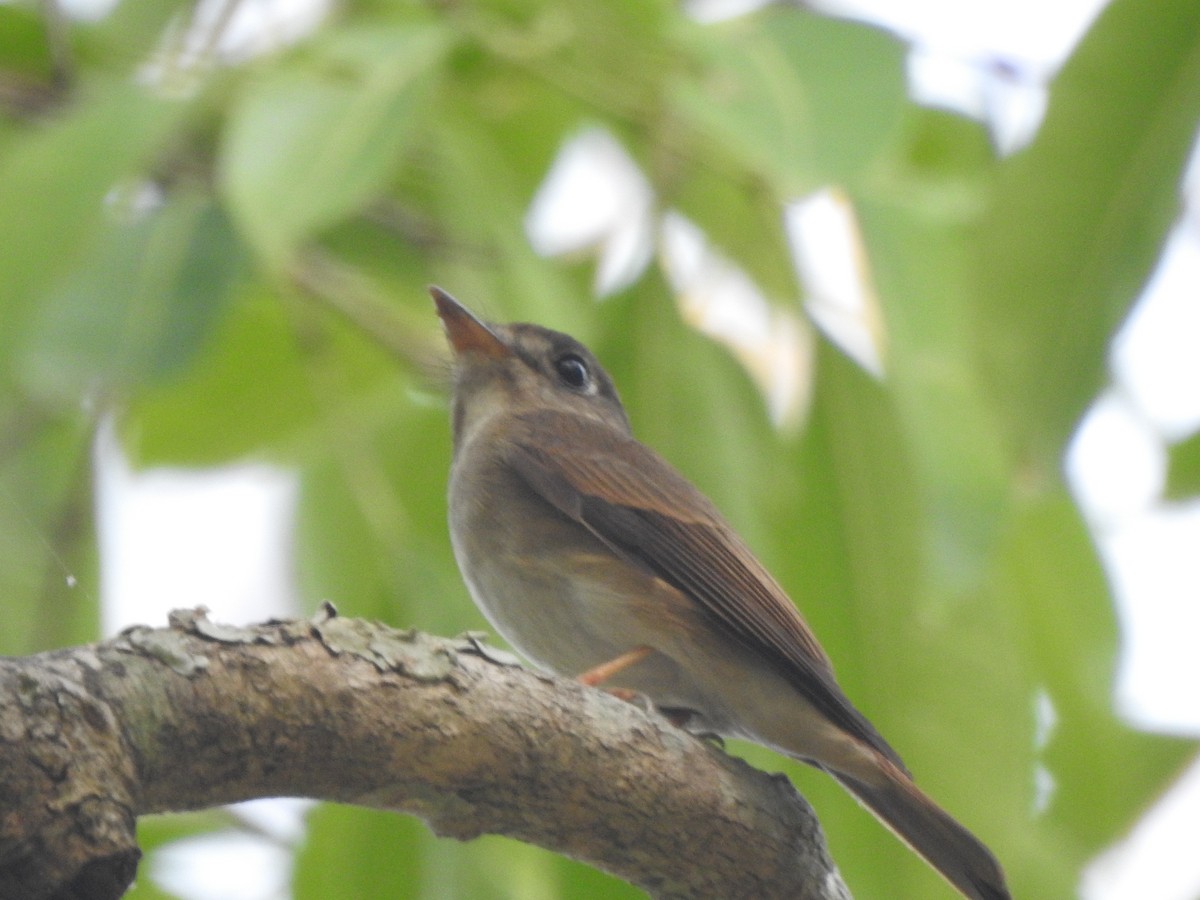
<box><xmin>504</xmin><ymin>410</ymin><xmax>905</xmax><ymax>769</ymax></box>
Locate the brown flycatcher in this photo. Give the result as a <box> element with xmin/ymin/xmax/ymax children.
<box><xmin>434</xmin><ymin>286</ymin><xmax>1009</xmax><ymax>900</ymax></box>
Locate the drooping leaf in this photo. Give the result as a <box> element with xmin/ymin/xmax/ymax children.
<box><xmin>990</xmin><ymin>494</ymin><xmax>1195</xmax><ymax>892</ymax></box>
<box><xmin>977</xmin><ymin>0</ymin><xmax>1200</xmax><ymax>469</ymax></box>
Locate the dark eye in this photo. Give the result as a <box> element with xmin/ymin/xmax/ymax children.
<box><xmin>554</xmin><ymin>354</ymin><xmax>591</xmax><ymax>390</ymax></box>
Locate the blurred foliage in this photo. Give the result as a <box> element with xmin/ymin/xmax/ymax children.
<box><xmin>2</xmin><ymin>0</ymin><xmax>1199</xmax><ymax>898</ymax></box>
<box><xmin>1166</xmin><ymin>430</ymin><xmax>1200</xmax><ymax>500</ymax></box>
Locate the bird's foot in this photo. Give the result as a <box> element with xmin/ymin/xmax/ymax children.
<box><xmin>577</xmin><ymin>646</ymin><xmax>654</xmax><ymax>687</ymax></box>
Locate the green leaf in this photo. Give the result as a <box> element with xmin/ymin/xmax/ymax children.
<box><xmin>0</xmin><ymin>78</ymin><xmax>188</xmax><ymax>359</ymax></box>
<box><xmin>123</xmin><ymin>287</ymin><xmax>319</xmax><ymax>466</ymax></box>
<box><xmin>0</xmin><ymin>6</ymin><xmax>56</xmax><ymax>80</ymax></box>
<box><xmin>1165</xmin><ymin>429</ymin><xmax>1200</xmax><ymax>499</ymax></box>
<box><xmin>219</xmin><ymin>22</ymin><xmax>450</xmax><ymax>267</ymax></box>
<box><xmin>991</xmin><ymin>495</ymin><xmax>1194</xmax><ymax>894</ymax></box>
<box><xmin>770</xmin><ymin>345</ymin><xmax>998</xmax><ymax>900</ymax></box>
<box><xmin>978</xmin><ymin>0</ymin><xmax>1200</xmax><ymax>468</ymax></box>
<box><xmin>672</xmin><ymin>8</ymin><xmax>906</xmax><ymax>195</ymax></box>
<box><xmin>856</xmin><ymin>111</ymin><xmax>1009</xmax><ymax>584</ymax></box>
<box><xmin>16</xmin><ymin>194</ymin><xmax>243</xmax><ymax>405</ymax></box>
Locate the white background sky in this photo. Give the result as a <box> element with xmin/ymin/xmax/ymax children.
<box><xmin>85</xmin><ymin>1</ymin><xmax>1200</xmax><ymax>897</ymax></box>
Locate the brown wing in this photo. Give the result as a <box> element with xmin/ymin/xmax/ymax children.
<box><xmin>505</xmin><ymin>409</ymin><xmax>905</xmax><ymax>770</ymax></box>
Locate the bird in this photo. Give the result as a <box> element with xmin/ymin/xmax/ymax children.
<box><xmin>432</xmin><ymin>285</ymin><xmax>1010</xmax><ymax>900</ymax></box>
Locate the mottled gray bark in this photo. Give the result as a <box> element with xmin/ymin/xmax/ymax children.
<box><xmin>0</xmin><ymin>606</ymin><xmax>850</xmax><ymax>900</ymax></box>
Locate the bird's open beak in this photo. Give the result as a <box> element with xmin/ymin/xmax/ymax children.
<box><xmin>431</xmin><ymin>286</ymin><xmax>510</xmax><ymax>359</ymax></box>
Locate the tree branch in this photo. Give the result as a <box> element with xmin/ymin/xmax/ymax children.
<box><xmin>0</xmin><ymin>606</ymin><xmax>850</xmax><ymax>900</ymax></box>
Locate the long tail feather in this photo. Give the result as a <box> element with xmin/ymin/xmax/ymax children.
<box><xmin>830</xmin><ymin>765</ymin><xmax>1010</xmax><ymax>900</ymax></box>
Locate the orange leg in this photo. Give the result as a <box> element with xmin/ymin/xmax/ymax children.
<box><xmin>577</xmin><ymin>645</ymin><xmax>654</xmax><ymax>687</ymax></box>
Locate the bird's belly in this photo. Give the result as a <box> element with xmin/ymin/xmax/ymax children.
<box><xmin>446</xmin><ymin>456</ymin><xmax>822</xmax><ymax>744</ymax></box>
<box><xmin>455</xmin><ymin>535</ymin><xmax>659</xmax><ymax>677</ymax></box>
<box><xmin>450</xmin><ymin>515</ymin><xmax>738</xmax><ymax>729</ymax></box>
<box><xmin>448</xmin><ymin>457</ymin><xmax>636</xmax><ymax>670</ymax></box>
<box><xmin>454</xmin><ymin>523</ymin><xmax>869</xmax><ymax>767</ymax></box>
